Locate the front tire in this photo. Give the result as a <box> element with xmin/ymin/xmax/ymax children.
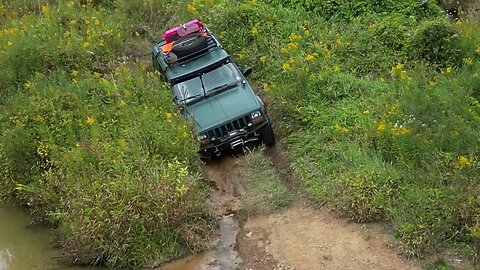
<box><xmin>261</xmin><ymin>124</ymin><xmax>276</xmax><ymax>147</ymax></box>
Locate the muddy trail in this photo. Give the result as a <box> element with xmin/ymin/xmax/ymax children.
<box><xmin>157</xmin><ymin>145</ymin><xmax>421</xmax><ymax>270</ymax></box>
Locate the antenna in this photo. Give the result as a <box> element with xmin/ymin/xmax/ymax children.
<box><xmin>180</xmin><ymin>84</ymin><xmax>189</xmax><ymax>108</ymax></box>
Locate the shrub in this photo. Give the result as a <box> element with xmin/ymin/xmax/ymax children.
<box><xmin>333</xmin><ymin>161</ymin><xmax>398</xmax><ymax>222</ymax></box>
<box><xmin>263</xmin><ymin>0</ymin><xmax>442</xmax><ymax>21</ymax></box>
<box><xmin>0</xmin><ymin>1</ymin><xmax>129</xmax><ymax>94</ymax></box>
<box><xmin>409</xmin><ymin>19</ymin><xmax>463</xmax><ymax>67</ymax></box>
<box><xmin>0</xmin><ymin>68</ymin><xmax>213</xmax><ymax>268</ymax></box>
<box><xmin>393</xmin><ymin>186</ymin><xmax>460</xmax><ymax>255</ymax></box>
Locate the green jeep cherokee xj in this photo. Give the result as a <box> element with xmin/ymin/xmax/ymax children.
<box><xmin>152</xmin><ymin>20</ymin><xmax>275</xmax><ymax>157</ymax></box>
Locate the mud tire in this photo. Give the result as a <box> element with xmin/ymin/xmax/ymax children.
<box><xmin>172</xmin><ymin>35</ymin><xmax>208</xmax><ymax>58</ymax></box>
<box><xmin>261</xmin><ymin>124</ymin><xmax>276</xmax><ymax>147</ymax></box>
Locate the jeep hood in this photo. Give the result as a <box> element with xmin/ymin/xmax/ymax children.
<box><xmin>184</xmin><ymin>84</ymin><xmax>259</xmax><ymax>131</ymax></box>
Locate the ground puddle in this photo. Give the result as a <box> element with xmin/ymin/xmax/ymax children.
<box><xmin>159</xmin><ymin>214</ymin><xmax>241</xmax><ymax>270</ymax></box>
<box><xmin>0</xmin><ymin>204</ymin><xmax>92</xmax><ymax>270</ymax></box>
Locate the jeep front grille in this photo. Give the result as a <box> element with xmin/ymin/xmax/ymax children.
<box><xmin>207</xmin><ymin>115</ymin><xmax>251</xmax><ymax>139</ymax></box>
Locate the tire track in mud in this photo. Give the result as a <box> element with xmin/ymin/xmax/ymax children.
<box><xmin>159</xmin><ymin>146</ymin><xmax>422</xmax><ymax>270</ymax></box>
<box><xmin>158</xmin><ymin>154</ymin><xmax>249</xmax><ymax>270</ymax></box>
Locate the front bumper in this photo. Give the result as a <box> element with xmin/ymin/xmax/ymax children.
<box><xmin>199</xmin><ymin>121</ymin><xmax>269</xmax><ymax>156</ymax></box>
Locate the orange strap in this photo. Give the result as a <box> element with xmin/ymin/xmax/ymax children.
<box><xmin>161</xmin><ymin>42</ymin><xmax>175</xmax><ymax>54</ymax></box>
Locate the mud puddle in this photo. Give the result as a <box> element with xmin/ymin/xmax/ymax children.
<box><xmin>159</xmin><ymin>215</ymin><xmax>240</xmax><ymax>270</ymax></box>
<box><xmin>158</xmin><ymin>155</ymin><xmax>246</xmax><ymax>270</ymax></box>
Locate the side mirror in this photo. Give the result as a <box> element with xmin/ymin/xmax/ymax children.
<box><xmin>242</xmin><ymin>67</ymin><xmax>253</xmax><ymax>77</ymax></box>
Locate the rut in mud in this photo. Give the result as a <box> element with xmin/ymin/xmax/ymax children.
<box><xmin>159</xmin><ymin>146</ymin><xmax>420</xmax><ymax>270</ymax></box>
<box><xmin>158</xmin><ymin>154</ymin><xmax>247</xmax><ymax>270</ymax></box>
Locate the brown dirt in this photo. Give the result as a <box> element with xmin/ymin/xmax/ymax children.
<box><xmin>159</xmin><ymin>149</ymin><xmax>421</xmax><ymax>270</ymax></box>
<box><xmin>204</xmin><ymin>155</ymin><xmax>251</xmax><ymax>217</ymax></box>
<box><xmin>238</xmin><ymin>204</ymin><xmax>421</xmax><ymax>270</ymax></box>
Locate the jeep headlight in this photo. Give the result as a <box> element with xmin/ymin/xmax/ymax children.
<box><xmin>197</xmin><ymin>133</ymin><xmax>207</xmax><ymax>141</ymax></box>
<box><xmin>250</xmin><ymin>111</ymin><xmax>265</xmax><ymax>124</ymax></box>
<box><xmin>197</xmin><ymin>133</ymin><xmax>210</xmax><ymax>146</ymax></box>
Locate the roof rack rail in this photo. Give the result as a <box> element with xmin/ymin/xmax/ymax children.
<box><xmin>157</xmin><ymin>20</ymin><xmax>221</xmax><ymax>66</ymax></box>
<box><xmin>164</xmin><ymin>30</ymin><xmax>220</xmax><ymax>66</ymax></box>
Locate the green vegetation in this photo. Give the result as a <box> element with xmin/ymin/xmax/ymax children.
<box><xmin>1</xmin><ymin>0</ymin><xmax>480</xmax><ymax>268</ymax></box>
<box><xmin>241</xmin><ymin>149</ymin><xmax>291</xmax><ymax>213</ymax></box>
<box><xmin>0</xmin><ymin>1</ymin><xmax>213</xmax><ymax>268</ymax></box>
<box><xmin>189</xmin><ymin>0</ymin><xmax>480</xmax><ymax>258</ymax></box>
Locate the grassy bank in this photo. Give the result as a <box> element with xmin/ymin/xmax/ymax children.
<box><xmin>0</xmin><ymin>1</ymin><xmax>213</xmax><ymax>268</ymax></box>
<box><xmin>190</xmin><ymin>0</ymin><xmax>480</xmax><ymax>260</ymax></box>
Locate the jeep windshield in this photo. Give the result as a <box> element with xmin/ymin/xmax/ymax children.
<box><xmin>172</xmin><ymin>63</ymin><xmax>242</xmax><ymax>105</ymax></box>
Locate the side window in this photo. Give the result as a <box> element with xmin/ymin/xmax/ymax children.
<box><xmin>152</xmin><ymin>53</ymin><xmax>160</xmax><ymax>71</ymax></box>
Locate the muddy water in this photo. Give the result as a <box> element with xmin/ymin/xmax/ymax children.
<box><xmin>159</xmin><ymin>155</ymin><xmax>245</xmax><ymax>270</ymax></box>
<box><xmin>0</xmin><ymin>204</ymin><xmax>89</xmax><ymax>270</ymax></box>
<box><xmin>159</xmin><ymin>215</ymin><xmax>241</xmax><ymax>270</ymax></box>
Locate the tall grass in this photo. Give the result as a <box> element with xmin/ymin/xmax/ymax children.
<box><xmin>189</xmin><ymin>0</ymin><xmax>480</xmax><ymax>257</ymax></box>
<box><xmin>0</xmin><ymin>1</ymin><xmax>213</xmax><ymax>268</ymax></box>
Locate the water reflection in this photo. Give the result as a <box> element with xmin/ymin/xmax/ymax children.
<box><xmin>0</xmin><ymin>203</ymin><xmax>96</xmax><ymax>270</ymax></box>
<box><xmin>0</xmin><ymin>249</ymin><xmax>13</xmax><ymax>270</ymax></box>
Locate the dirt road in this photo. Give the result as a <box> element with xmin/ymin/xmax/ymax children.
<box><xmin>159</xmin><ymin>149</ymin><xmax>420</xmax><ymax>270</ymax></box>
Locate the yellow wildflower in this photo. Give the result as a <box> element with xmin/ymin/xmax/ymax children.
<box><xmin>282</xmin><ymin>62</ymin><xmax>292</xmax><ymax>72</ymax></box>
<box><xmin>187</xmin><ymin>3</ymin><xmax>197</xmax><ymax>14</ymax></box>
<box><xmin>165</xmin><ymin>112</ymin><xmax>172</xmax><ymax>119</ymax></box>
<box><xmin>82</xmin><ymin>42</ymin><xmax>90</xmax><ymax>49</ymax></box>
<box><xmin>445</xmin><ymin>67</ymin><xmax>452</xmax><ymax>75</ymax></box>
<box><xmin>391</xmin><ymin>126</ymin><xmax>410</xmax><ymax>136</ymax></box>
<box><xmin>24</xmin><ymin>81</ymin><xmax>32</xmax><ymax>89</ymax></box>
<box><xmin>71</xmin><ymin>69</ymin><xmax>78</xmax><ymax>77</ymax></box>
<box><xmin>251</xmin><ymin>27</ymin><xmax>258</xmax><ymax>36</ymax></box>
<box><xmin>305</xmin><ymin>54</ymin><xmax>315</xmax><ymax>62</ymax></box>
<box><xmin>182</xmin><ymin>131</ymin><xmax>189</xmax><ymax>138</ymax></box>
<box><xmin>41</xmin><ymin>5</ymin><xmax>48</xmax><ymax>14</ymax></box>
<box><xmin>117</xmin><ymin>99</ymin><xmax>126</xmax><ymax>108</ymax></box>
<box><xmin>286</xmin><ymin>42</ymin><xmax>298</xmax><ymax>51</ymax></box>
<box><xmin>262</xmin><ymin>83</ymin><xmax>270</xmax><ymax>92</ymax></box>
<box><xmin>332</xmin><ymin>65</ymin><xmax>341</xmax><ymax>73</ymax></box>
<box><xmin>259</xmin><ymin>55</ymin><xmax>267</xmax><ymax>63</ymax></box>
<box><xmin>376</xmin><ymin>120</ymin><xmax>386</xmax><ymax>132</ymax></box>
<box><xmin>117</xmin><ymin>139</ymin><xmax>127</xmax><ymax>149</ymax></box>
<box><xmin>288</xmin><ymin>33</ymin><xmax>301</xmax><ymax>42</ymax></box>
<box><xmin>280</xmin><ymin>47</ymin><xmax>289</xmax><ymax>53</ymax></box>
<box><xmin>7</xmin><ymin>41</ymin><xmax>13</xmax><ymax>46</ymax></box>
<box><xmin>457</xmin><ymin>155</ymin><xmax>473</xmax><ymax>167</ymax></box>
<box><xmin>287</xmin><ymin>57</ymin><xmax>295</xmax><ymax>64</ymax></box>
<box><xmin>86</xmin><ymin>116</ymin><xmax>95</xmax><ymax>125</ymax></box>
<box><xmin>334</xmin><ymin>123</ymin><xmax>348</xmax><ymax>133</ymax></box>
<box><xmin>94</xmin><ymin>19</ymin><xmax>100</xmax><ymax>25</ymax></box>
<box><xmin>463</xmin><ymin>58</ymin><xmax>473</xmax><ymax>65</ymax></box>
<box><xmin>75</xmin><ymin>142</ymin><xmax>81</xmax><ymax>148</ymax></box>
<box><xmin>362</xmin><ymin>109</ymin><xmax>370</xmax><ymax>115</ymax></box>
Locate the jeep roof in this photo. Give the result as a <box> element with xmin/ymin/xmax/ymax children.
<box><xmin>152</xmin><ymin>20</ymin><xmax>275</xmax><ymax>155</ymax></box>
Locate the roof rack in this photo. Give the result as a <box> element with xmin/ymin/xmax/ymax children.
<box><xmin>159</xmin><ymin>20</ymin><xmax>221</xmax><ymax>66</ymax></box>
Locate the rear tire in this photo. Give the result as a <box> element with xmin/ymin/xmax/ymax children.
<box><xmin>261</xmin><ymin>124</ymin><xmax>276</xmax><ymax>147</ymax></box>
